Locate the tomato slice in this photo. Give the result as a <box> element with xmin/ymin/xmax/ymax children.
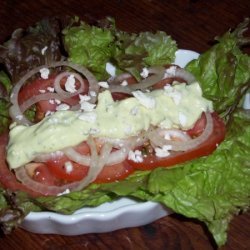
<box><xmin>47</xmin><ymin>156</ymin><xmax>89</xmax><ymax>182</ymax></box>
<box><xmin>128</xmin><ymin>112</ymin><xmax>226</xmax><ymax>170</ymax></box>
<box><xmin>32</xmin><ymin>163</ymin><xmax>58</xmax><ymax>185</ymax></box>
<box><xmin>94</xmin><ymin>161</ymin><xmax>134</xmax><ymax>183</ymax></box>
<box><xmin>186</xmin><ymin>112</ymin><xmax>207</xmax><ymax>137</ymax></box>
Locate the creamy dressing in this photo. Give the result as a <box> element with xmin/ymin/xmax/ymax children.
<box><xmin>7</xmin><ymin>82</ymin><xmax>213</xmax><ymax>169</ymax></box>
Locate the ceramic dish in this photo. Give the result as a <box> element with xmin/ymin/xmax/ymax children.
<box><xmin>21</xmin><ymin>49</ymin><xmax>199</xmax><ymax>235</ymax></box>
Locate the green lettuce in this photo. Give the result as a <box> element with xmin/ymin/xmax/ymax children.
<box><xmin>0</xmin><ymin>71</ymin><xmax>11</xmax><ymax>133</ymax></box>
<box><xmin>186</xmin><ymin>18</ymin><xmax>250</xmax><ymax>121</ymax></box>
<box><xmin>63</xmin><ymin>17</ymin><xmax>177</xmax><ymax>80</ymax></box>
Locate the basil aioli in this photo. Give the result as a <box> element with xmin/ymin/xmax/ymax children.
<box><xmin>7</xmin><ymin>82</ymin><xmax>213</xmax><ymax>169</ymax></box>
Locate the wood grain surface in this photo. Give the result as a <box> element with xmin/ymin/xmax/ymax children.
<box><xmin>0</xmin><ymin>0</ymin><xmax>249</xmax><ymax>249</ymax></box>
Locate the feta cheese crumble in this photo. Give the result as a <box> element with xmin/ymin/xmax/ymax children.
<box><xmin>140</xmin><ymin>67</ymin><xmax>149</xmax><ymax>78</ymax></box>
<box><xmin>121</xmin><ymin>80</ymin><xmax>128</xmax><ymax>86</ymax></box>
<box><xmin>65</xmin><ymin>74</ymin><xmax>77</xmax><ymax>93</ymax></box>
<box><xmin>56</xmin><ymin>104</ymin><xmax>70</xmax><ymax>111</ymax></box>
<box><xmin>47</xmin><ymin>87</ymin><xmax>55</xmax><ymax>93</ymax></box>
<box><xmin>155</xmin><ymin>145</ymin><xmax>172</xmax><ymax>158</ymax></box>
<box><xmin>40</xmin><ymin>68</ymin><xmax>50</xmax><ymax>79</ymax></box>
<box><xmin>128</xmin><ymin>150</ymin><xmax>143</xmax><ymax>163</ymax></box>
<box><xmin>98</xmin><ymin>81</ymin><xmax>109</xmax><ymax>89</ymax></box>
<box><xmin>80</xmin><ymin>101</ymin><xmax>96</xmax><ymax>112</ymax></box>
<box><xmin>64</xmin><ymin>161</ymin><xmax>73</xmax><ymax>173</ymax></box>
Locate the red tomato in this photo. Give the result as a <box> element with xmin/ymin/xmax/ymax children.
<box><xmin>47</xmin><ymin>156</ymin><xmax>89</xmax><ymax>182</ymax></box>
<box><xmin>32</xmin><ymin>163</ymin><xmax>58</xmax><ymax>185</ymax></box>
<box><xmin>94</xmin><ymin>161</ymin><xmax>134</xmax><ymax>183</ymax></box>
<box><xmin>127</xmin><ymin>112</ymin><xmax>226</xmax><ymax>170</ymax></box>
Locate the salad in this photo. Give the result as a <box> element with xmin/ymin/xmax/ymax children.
<box><xmin>0</xmin><ymin>16</ymin><xmax>249</xmax><ymax>247</ymax></box>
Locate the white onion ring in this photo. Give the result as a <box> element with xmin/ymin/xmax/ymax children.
<box><xmin>73</xmin><ymin>137</ymin><xmax>112</xmax><ymax>191</ymax></box>
<box><xmin>148</xmin><ymin>112</ymin><xmax>213</xmax><ymax>151</ymax></box>
<box><xmin>109</xmin><ymin>66</ymin><xmax>165</xmax><ymax>94</ymax></box>
<box><xmin>169</xmin><ymin>67</ymin><xmax>196</xmax><ymax>84</ymax></box>
<box><xmin>63</xmin><ymin>147</ymin><xmax>91</xmax><ymax>166</ymax></box>
<box><xmin>14</xmin><ymin>166</ymin><xmax>81</xmax><ymax>196</ymax></box>
<box><xmin>53</xmin><ymin>71</ymin><xmax>87</xmax><ymax>98</ymax></box>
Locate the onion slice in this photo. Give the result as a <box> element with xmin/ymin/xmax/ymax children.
<box><xmin>53</xmin><ymin>71</ymin><xmax>87</xmax><ymax>98</ymax></box>
<box><xmin>148</xmin><ymin>112</ymin><xmax>213</xmax><ymax>151</ymax></box>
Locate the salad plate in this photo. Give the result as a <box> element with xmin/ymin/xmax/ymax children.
<box><xmin>20</xmin><ymin>49</ymin><xmax>199</xmax><ymax>235</ymax></box>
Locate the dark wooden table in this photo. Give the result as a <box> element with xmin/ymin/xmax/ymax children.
<box><xmin>0</xmin><ymin>1</ymin><xmax>249</xmax><ymax>249</ymax></box>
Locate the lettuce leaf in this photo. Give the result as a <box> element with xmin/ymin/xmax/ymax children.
<box><xmin>63</xmin><ymin>17</ymin><xmax>177</xmax><ymax>80</ymax></box>
<box><xmin>185</xmin><ymin>18</ymin><xmax>250</xmax><ymax>121</ymax></box>
<box><xmin>0</xmin><ymin>17</ymin><xmax>64</xmax><ymax>82</ymax></box>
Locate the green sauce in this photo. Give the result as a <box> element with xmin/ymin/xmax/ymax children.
<box><xmin>7</xmin><ymin>82</ymin><xmax>213</xmax><ymax>169</ymax></box>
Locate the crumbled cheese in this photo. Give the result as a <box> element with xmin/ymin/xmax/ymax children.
<box><xmin>128</xmin><ymin>150</ymin><xmax>143</xmax><ymax>163</ymax></box>
<box><xmin>40</xmin><ymin>68</ymin><xmax>50</xmax><ymax>79</ymax></box>
<box><xmin>80</xmin><ymin>101</ymin><xmax>96</xmax><ymax>112</ymax></box>
<box><xmin>65</xmin><ymin>74</ymin><xmax>77</xmax><ymax>93</ymax></box>
<box><xmin>41</xmin><ymin>46</ymin><xmax>48</xmax><ymax>55</ymax></box>
<box><xmin>47</xmin><ymin>87</ymin><xmax>55</xmax><ymax>93</ymax></box>
<box><xmin>178</xmin><ymin>112</ymin><xmax>187</xmax><ymax>127</ymax></box>
<box><xmin>140</xmin><ymin>67</ymin><xmax>149</xmax><ymax>78</ymax></box>
<box><xmin>64</xmin><ymin>161</ymin><xmax>73</xmax><ymax>173</ymax></box>
<box><xmin>55</xmin><ymin>99</ymin><xmax>61</xmax><ymax>104</ymax></box>
<box><xmin>57</xmin><ymin>188</ymin><xmax>70</xmax><ymax>196</ymax></box>
<box><xmin>89</xmin><ymin>91</ymin><xmax>97</xmax><ymax>97</ymax></box>
<box><xmin>15</xmin><ymin>115</ymin><xmax>23</xmax><ymax>121</ymax></box>
<box><xmin>78</xmin><ymin>112</ymin><xmax>97</xmax><ymax>123</ymax></box>
<box><xmin>132</xmin><ymin>90</ymin><xmax>155</xmax><ymax>109</ymax></box>
<box><xmin>106</xmin><ymin>62</ymin><xmax>116</xmax><ymax>77</ymax></box>
<box><xmin>121</xmin><ymin>80</ymin><xmax>128</xmax><ymax>86</ymax></box>
<box><xmin>39</xmin><ymin>89</ymin><xmax>46</xmax><ymax>94</ymax></box>
<box><xmin>56</xmin><ymin>104</ymin><xmax>70</xmax><ymax>111</ymax></box>
<box><xmin>164</xmin><ymin>66</ymin><xmax>177</xmax><ymax>78</ymax></box>
<box><xmin>79</xmin><ymin>94</ymin><xmax>91</xmax><ymax>102</ymax></box>
<box><xmin>98</xmin><ymin>81</ymin><xmax>109</xmax><ymax>89</ymax></box>
<box><xmin>49</xmin><ymin>99</ymin><xmax>55</xmax><ymax>104</ymax></box>
<box><xmin>155</xmin><ymin>145</ymin><xmax>172</xmax><ymax>158</ymax></box>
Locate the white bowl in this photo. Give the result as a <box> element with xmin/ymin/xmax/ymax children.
<box><xmin>21</xmin><ymin>49</ymin><xmax>199</xmax><ymax>235</ymax></box>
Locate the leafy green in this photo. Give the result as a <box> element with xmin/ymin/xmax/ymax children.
<box><xmin>186</xmin><ymin>18</ymin><xmax>250</xmax><ymax>121</ymax></box>
<box><xmin>63</xmin><ymin>17</ymin><xmax>177</xmax><ymax>80</ymax></box>
<box><xmin>0</xmin><ymin>17</ymin><xmax>64</xmax><ymax>82</ymax></box>
<box><xmin>0</xmin><ymin>71</ymin><xmax>11</xmax><ymax>133</ymax></box>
